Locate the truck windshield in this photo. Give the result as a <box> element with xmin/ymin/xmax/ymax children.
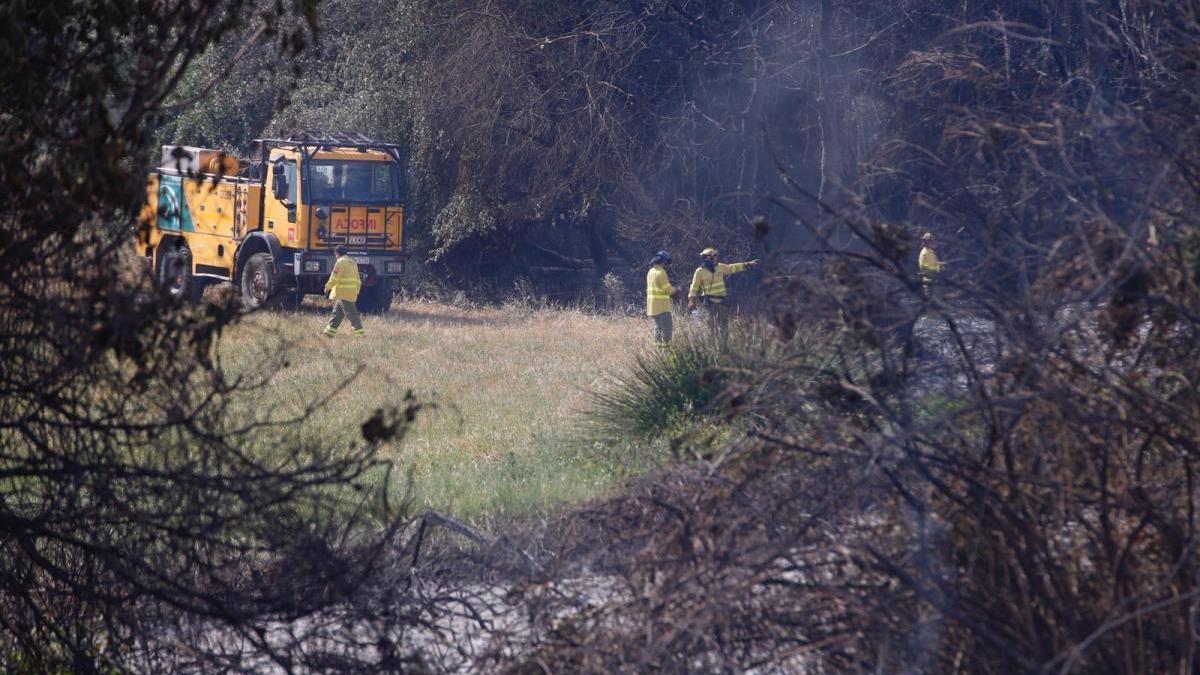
<box><xmin>306</xmin><ymin>160</ymin><xmax>398</xmax><ymax>203</ymax></box>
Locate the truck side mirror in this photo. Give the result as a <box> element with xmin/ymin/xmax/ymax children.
<box><xmin>272</xmin><ymin>169</ymin><xmax>288</xmax><ymax>201</ymax></box>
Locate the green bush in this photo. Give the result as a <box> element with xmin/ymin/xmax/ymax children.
<box><xmin>587</xmin><ymin>320</ymin><xmax>805</xmax><ymax>441</ymax></box>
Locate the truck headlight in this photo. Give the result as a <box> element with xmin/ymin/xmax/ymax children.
<box><xmin>384</xmin><ymin>261</ymin><xmax>404</xmax><ymax>274</ymax></box>
<box><xmin>303</xmin><ymin>260</ymin><xmax>322</xmax><ymax>272</ymax></box>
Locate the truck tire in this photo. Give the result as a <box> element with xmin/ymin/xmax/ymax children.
<box><xmin>240</xmin><ymin>252</ymin><xmax>277</xmax><ymax>311</ymax></box>
<box><xmin>356</xmin><ymin>282</ymin><xmax>393</xmax><ymax>315</ymax></box>
<box><xmin>157</xmin><ymin>244</ymin><xmax>200</xmax><ymax>303</ymax></box>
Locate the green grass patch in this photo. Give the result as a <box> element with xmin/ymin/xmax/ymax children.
<box><xmin>215</xmin><ymin>301</ymin><xmax>659</xmax><ymax>526</ymax></box>
<box><xmin>396</xmin><ymin>431</ymin><xmax>671</xmax><ymax>524</ymax></box>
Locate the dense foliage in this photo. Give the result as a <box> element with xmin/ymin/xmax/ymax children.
<box><xmin>161</xmin><ymin>0</ymin><xmax>886</xmax><ymax>292</ymax></box>
<box><xmin>496</xmin><ymin>1</ymin><xmax>1200</xmax><ymax>672</ymax></box>
<box><xmin>0</xmin><ymin>2</ymin><xmax>439</xmax><ymax>671</ymax></box>
<box><xmin>166</xmin><ymin>1</ymin><xmax>1187</xmax><ymax>302</ymax></box>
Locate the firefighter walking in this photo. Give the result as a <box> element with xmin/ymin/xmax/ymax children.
<box><xmin>686</xmin><ymin>247</ymin><xmax>759</xmax><ymax>329</ymax></box>
<box><xmin>646</xmin><ymin>250</ymin><xmax>681</xmax><ymax>345</ymax></box>
<box><xmin>322</xmin><ymin>245</ymin><xmax>365</xmax><ymax>337</ymax></box>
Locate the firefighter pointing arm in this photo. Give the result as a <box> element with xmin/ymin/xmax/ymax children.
<box><xmin>686</xmin><ymin>247</ymin><xmax>759</xmax><ymax>329</ymax></box>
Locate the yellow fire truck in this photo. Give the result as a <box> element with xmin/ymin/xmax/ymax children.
<box><xmin>137</xmin><ymin>132</ymin><xmax>406</xmax><ymax>313</ymax></box>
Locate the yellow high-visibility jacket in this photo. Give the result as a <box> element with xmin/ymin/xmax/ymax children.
<box><xmin>688</xmin><ymin>262</ymin><xmax>751</xmax><ymax>304</ymax></box>
<box><xmin>646</xmin><ymin>264</ymin><xmax>674</xmax><ymax>316</ymax></box>
<box><xmin>918</xmin><ymin>247</ymin><xmax>942</xmax><ymax>276</ymax></box>
<box><xmin>325</xmin><ymin>255</ymin><xmax>362</xmax><ymax>302</ymax></box>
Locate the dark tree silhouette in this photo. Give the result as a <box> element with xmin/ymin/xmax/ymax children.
<box><xmin>483</xmin><ymin>1</ymin><xmax>1200</xmax><ymax>672</ymax></box>
<box><xmin>0</xmin><ymin>2</ymin><xmax>444</xmax><ymax>671</ymax></box>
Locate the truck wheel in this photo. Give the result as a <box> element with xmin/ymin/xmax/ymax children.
<box><xmin>157</xmin><ymin>245</ymin><xmax>197</xmax><ymax>303</ymax></box>
<box><xmin>356</xmin><ymin>282</ymin><xmax>393</xmax><ymax>314</ymax></box>
<box><xmin>240</xmin><ymin>252</ymin><xmax>276</xmax><ymax>311</ymax></box>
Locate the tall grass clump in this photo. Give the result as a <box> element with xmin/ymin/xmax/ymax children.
<box><xmin>588</xmin><ymin>320</ymin><xmax>812</xmax><ymax>440</ymax></box>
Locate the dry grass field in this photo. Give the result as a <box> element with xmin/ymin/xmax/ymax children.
<box><xmin>216</xmin><ymin>298</ymin><xmax>656</xmax><ymax>524</ymax></box>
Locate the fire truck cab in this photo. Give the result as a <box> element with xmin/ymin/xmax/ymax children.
<box><xmin>138</xmin><ymin>132</ymin><xmax>406</xmax><ymax>313</ymax></box>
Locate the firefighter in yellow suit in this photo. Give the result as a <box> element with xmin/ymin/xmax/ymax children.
<box><xmin>322</xmin><ymin>244</ymin><xmax>365</xmax><ymax>337</ymax></box>
<box><xmin>918</xmin><ymin>232</ymin><xmax>942</xmax><ymax>297</ymax></box>
<box><xmin>686</xmin><ymin>247</ymin><xmax>759</xmax><ymax>329</ymax></box>
<box><xmin>646</xmin><ymin>250</ymin><xmax>680</xmax><ymax>345</ymax></box>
